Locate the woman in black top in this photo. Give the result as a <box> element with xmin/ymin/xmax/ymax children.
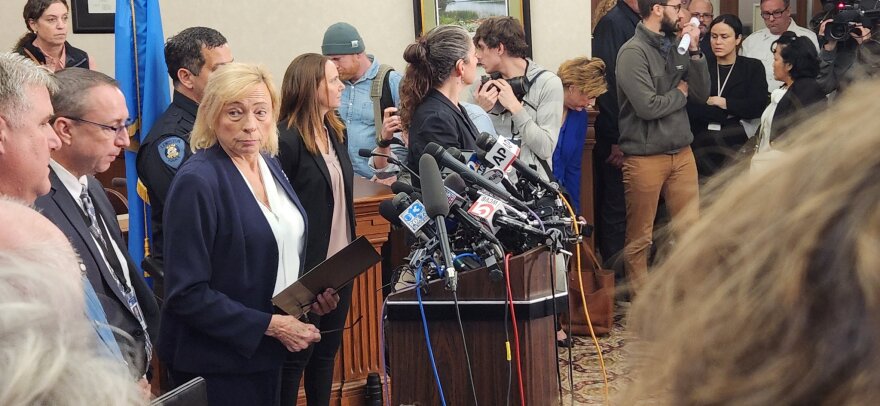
<box><xmin>14</xmin><ymin>0</ymin><xmax>93</xmax><ymax>72</ymax></box>
<box><xmin>688</xmin><ymin>14</ymin><xmax>768</xmax><ymax>179</ymax></box>
<box><xmin>401</xmin><ymin>25</ymin><xmax>481</xmax><ymax>175</ymax></box>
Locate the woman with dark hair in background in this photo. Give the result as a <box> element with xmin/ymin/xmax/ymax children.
<box><xmin>277</xmin><ymin>53</ymin><xmax>354</xmax><ymax>405</ymax></box>
<box><xmin>752</xmin><ymin>33</ymin><xmax>826</xmax><ymax>172</ymax></box>
<box><xmin>401</xmin><ymin>24</ymin><xmax>480</xmax><ymax>174</ymax></box>
<box><xmin>13</xmin><ymin>0</ymin><xmax>94</xmax><ymax>72</ymax></box>
<box><xmin>687</xmin><ymin>14</ymin><xmax>768</xmax><ymax>180</ymax></box>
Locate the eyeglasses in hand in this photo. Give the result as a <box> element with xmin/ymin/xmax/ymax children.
<box><xmin>319</xmin><ymin>315</ymin><xmax>363</xmax><ymax>334</ymax></box>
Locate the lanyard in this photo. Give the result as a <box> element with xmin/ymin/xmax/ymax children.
<box><xmin>716</xmin><ymin>60</ymin><xmax>736</xmax><ymax>97</ymax></box>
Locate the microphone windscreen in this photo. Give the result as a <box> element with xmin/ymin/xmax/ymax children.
<box><xmin>447</xmin><ymin>147</ymin><xmax>465</xmax><ymax>163</ymax></box>
<box><xmin>379</xmin><ymin>199</ymin><xmax>403</xmax><ymax>227</ymax></box>
<box><xmin>391</xmin><ymin>181</ymin><xmax>416</xmax><ymax>195</ymax></box>
<box><xmin>443</xmin><ymin>172</ymin><xmax>467</xmax><ymax>195</ymax></box>
<box><xmin>358</xmin><ymin>148</ymin><xmax>373</xmax><ymax>158</ymax></box>
<box><xmin>475</xmin><ymin>132</ymin><xmax>495</xmax><ymax>151</ymax></box>
<box><xmin>419</xmin><ymin>154</ymin><xmax>449</xmax><ymax>217</ymax></box>
<box><xmin>391</xmin><ymin>192</ymin><xmax>411</xmax><ymax>211</ymax></box>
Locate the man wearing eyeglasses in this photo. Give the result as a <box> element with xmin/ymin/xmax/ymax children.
<box><xmin>689</xmin><ymin>0</ymin><xmax>715</xmax><ymax>60</ymax></box>
<box><xmin>615</xmin><ymin>0</ymin><xmax>709</xmax><ymax>292</ymax></box>
<box><xmin>742</xmin><ymin>0</ymin><xmax>819</xmax><ymax>92</ymax></box>
<box><xmin>35</xmin><ymin>67</ymin><xmax>160</xmax><ymax>383</ymax></box>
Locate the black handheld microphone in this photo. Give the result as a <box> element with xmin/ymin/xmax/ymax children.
<box><xmin>444</xmin><ymin>173</ymin><xmax>502</xmax><ymax>246</ymax></box>
<box><xmin>391</xmin><ymin>181</ymin><xmax>417</xmax><ymax>195</ymax></box>
<box><xmin>475</xmin><ymin>132</ymin><xmax>558</xmax><ymax>192</ymax></box>
<box><xmin>379</xmin><ymin>199</ymin><xmax>403</xmax><ymax>227</ymax></box>
<box><xmin>424</xmin><ymin>142</ymin><xmax>528</xmax><ymax>211</ymax></box>
<box><xmin>419</xmin><ymin>154</ymin><xmax>458</xmax><ymax>291</ymax></box>
<box><xmin>358</xmin><ymin>148</ymin><xmax>421</xmax><ymax>181</ymax></box>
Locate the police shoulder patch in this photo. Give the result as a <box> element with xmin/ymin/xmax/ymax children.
<box><xmin>158</xmin><ymin>136</ymin><xmax>186</xmax><ymax>169</ymax></box>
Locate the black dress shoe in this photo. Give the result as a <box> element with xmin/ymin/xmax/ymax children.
<box><xmin>557</xmin><ymin>337</ymin><xmax>572</xmax><ymax>348</ymax></box>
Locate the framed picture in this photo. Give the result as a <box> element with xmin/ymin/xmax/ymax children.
<box><xmin>71</xmin><ymin>0</ymin><xmax>115</xmax><ymax>34</ymax></box>
<box><xmin>412</xmin><ymin>0</ymin><xmax>532</xmax><ymax>45</ymax></box>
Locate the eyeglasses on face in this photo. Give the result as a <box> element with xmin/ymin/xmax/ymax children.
<box><xmin>761</xmin><ymin>5</ymin><xmax>789</xmax><ymax>20</ymax></box>
<box><xmin>64</xmin><ymin>116</ymin><xmax>133</xmax><ymax>136</ymax></box>
<box><xmin>659</xmin><ymin>2</ymin><xmax>684</xmax><ymax>12</ymax></box>
<box><xmin>692</xmin><ymin>12</ymin><xmax>714</xmax><ymax>19</ymax></box>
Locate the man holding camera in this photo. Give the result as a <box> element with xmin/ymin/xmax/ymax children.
<box><xmin>816</xmin><ymin>2</ymin><xmax>880</xmax><ymax>95</ymax></box>
<box><xmin>742</xmin><ymin>0</ymin><xmax>819</xmax><ymax>93</ymax></box>
<box><xmin>473</xmin><ymin>16</ymin><xmax>564</xmax><ymax>182</ymax></box>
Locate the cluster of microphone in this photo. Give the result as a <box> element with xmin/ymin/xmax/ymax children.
<box><xmin>364</xmin><ymin>133</ymin><xmax>590</xmax><ymax>291</ymax></box>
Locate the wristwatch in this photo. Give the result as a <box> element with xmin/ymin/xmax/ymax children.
<box><xmin>688</xmin><ymin>49</ymin><xmax>702</xmax><ymax>57</ymax></box>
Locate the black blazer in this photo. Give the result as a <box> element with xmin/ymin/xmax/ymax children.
<box><xmin>35</xmin><ymin>169</ymin><xmax>159</xmax><ymax>374</ymax></box>
<box><xmin>407</xmin><ymin>88</ymin><xmax>480</xmax><ymax>175</ymax></box>
<box><xmin>688</xmin><ymin>55</ymin><xmax>768</xmax><ymax>134</ymax></box>
<box><xmin>770</xmin><ymin>77</ymin><xmax>827</xmax><ymax>143</ymax></box>
<box><xmin>159</xmin><ymin>145</ymin><xmax>308</xmax><ymax>374</ymax></box>
<box><xmin>277</xmin><ymin>119</ymin><xmax>356</xmax><ymax>272</ymax></box>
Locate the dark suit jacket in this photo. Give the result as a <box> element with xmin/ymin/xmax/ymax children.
<box><xmin>35</xmin><ymin>169</ymin><xmax>160</xmax><ymax>374</ymax></box>
<box><xmin>277</xmin><ymin>120</ymin><xmax>356</xmax><ymax>272</ymax></box>
<box><xmin>771</xmin><ymin>77</ymin><xmax>827</xmax><ymax>143</ymax></box>
<box><xmin>407</xmin><ymin>89</ymin><xmax>479</xmax><ymax>177</ymax></box>
<box><xmin>591</xmin><ymin>0</ymin><xmax>640</xmax><ymax>144</ymax></box>
<box><xmin>158</xmin><ymin>145</ymin><xmax>308</xmax><ymax>374</ymax></box>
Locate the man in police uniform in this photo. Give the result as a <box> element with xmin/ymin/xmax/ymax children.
<box><xmin>136</xmin><ymin>27</ymin><xmax>232</xmax><ymax>265</ymax></box>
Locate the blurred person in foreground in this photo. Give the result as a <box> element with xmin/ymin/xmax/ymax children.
<box><xmin>620</xmin><ymin>77</ymin><xmax>880</xmax><ymax>406</ymax></box>
<box><xmin>276</xmin><ymin>53</ymin><xmax>351</xmax><ymax>405</ymax></box>
<box><xmin>159</xmin><ymin>63</ymin><xmax>336</xmax><ymax>406</ymax></box>
<box><xmin>0</xmin><ymin>198</ymin><xmax>146</xmax><ymax>406</ymax></box>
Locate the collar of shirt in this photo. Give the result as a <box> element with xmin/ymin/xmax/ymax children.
<box><xmin>346</xmin><ymin>54</ymin><xmax>379</xmax><ymax>86</ymax></box>
<box><xmin>49</xmin><ymin>159</ymin><xmax>89</xmax><ymax>210</ymax></box>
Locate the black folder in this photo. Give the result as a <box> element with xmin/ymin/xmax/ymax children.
<box><xmin>151</xmin><ymin>377</ymin><xmax>207</xmax><ymax>406</ymax></box>
<box><xmin>272</xmin><ymin>236</ymin><xmax>381</xmax><ymax>317</ymax></box>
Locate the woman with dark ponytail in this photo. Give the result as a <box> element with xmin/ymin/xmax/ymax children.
<box><xmin>13</xmin><ymin>0</ymin><xmax>93</xmax><ymax>72</ymax></box>
<box><xmin>402</xmin><ymin>25</ymin><xmax>480</xmax><ymax>175</ymax></box>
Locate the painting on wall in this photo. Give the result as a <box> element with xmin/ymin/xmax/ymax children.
<box><xmin>412</xmin><ymin>0</ymin><xmax>532</xmax><ymax>44</ymax></box>
<box><xmin>71</xmin><ymin>0</ymin><xmax>115</xmax><ymax>34</ymax></box>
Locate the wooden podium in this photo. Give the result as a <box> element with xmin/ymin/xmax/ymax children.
<box><xmin>386</xmin><ymin>246</ymin><xmax>567</xmax><ymax>405</ymax></box>
<box><xmin>295</xmin><ymin>177</ymin><xmax>392</xmax><ymax>405</ymax></box>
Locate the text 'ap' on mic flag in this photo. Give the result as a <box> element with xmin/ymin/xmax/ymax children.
<box><xmin>115</xmin><ymin>0</ymin><xmax>170</xmax><ymax>276</ymax></box>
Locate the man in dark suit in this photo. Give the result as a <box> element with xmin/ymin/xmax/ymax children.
<box><xmin>34</xmin><ymin>68</ymin><xmax>160</xmax><ymax>385</ymax></box>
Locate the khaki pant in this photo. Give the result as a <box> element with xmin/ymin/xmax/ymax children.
<box><xmin>622</xmin><ymin>146</ymin><xmax>699</xmax><ymax>292</ymax></box>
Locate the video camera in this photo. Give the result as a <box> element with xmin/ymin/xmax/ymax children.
<box><xmin>813</xmin><ymin>0</ymin><xmax>880</xmax><ymax>41</ymax></box>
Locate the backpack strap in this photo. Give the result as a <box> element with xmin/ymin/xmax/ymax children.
<box><xmin>371</xmin><ymin>64</ymin><xmax>395</xmax><ymax>143</ymax></box>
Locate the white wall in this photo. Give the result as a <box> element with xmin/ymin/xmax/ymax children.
<box><xmin>1</xmin><ymin>0</ymin><xmax>591</xmax><ymax>87</ymax></box>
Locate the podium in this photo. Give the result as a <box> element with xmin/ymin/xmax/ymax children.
<box><xmin>387</xmin><ymin>246</ymin><xmax>567</xmax><ymax>405</ymax></box>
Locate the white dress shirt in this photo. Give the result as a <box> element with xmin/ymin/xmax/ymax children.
<box><xmin>741</xmin><ymin>20</ymin><xmax>819</xmax><ymax>93</ymax></box>
<box><xmin>235</xmin><ymin>155</ymin><xmax>306</xmax><ymax>296</ymax></box>
<box><xmin>49</xmin><ymin>160</ymin><xmax>134</xmax><ymax>290</ymax></box>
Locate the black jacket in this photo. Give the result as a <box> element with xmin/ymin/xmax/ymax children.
<box><xmin>688</xmin><ymin>55</ymin><xmax>768</xmax><ymax>133</ymax></box>
<box><xmin>15</xmin><ymin>38</ymin><xmax>90</xmax><ymax>69</ymax></box>
<box><xmin>136</xmin><ymin>91</ymin><xmax>198</xmax><ymax>260</ymax></box>
<box><xmin>771</xmin><ymin>77</ymin><xmax>827</xmax><ymax>143</ymax></box>
<box><xmin>591</xmin><ymin>0</ymin><xmax>640</xmax><ymax>144</ymax></box>
<box><xmin>277</xmin><ymin>119</ymin><xmax>356</xmax><ymax>272</ymax></box>
<box><xmin>406</xmin><ymin>88</ymin><xmax>479</xmax><ymax>176</ymax></box>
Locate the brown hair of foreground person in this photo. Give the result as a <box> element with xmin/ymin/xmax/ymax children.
<box><xmin>619</xmin><ymin>78</ymin><xmax>880</xmax><ymax>405</ymax></box>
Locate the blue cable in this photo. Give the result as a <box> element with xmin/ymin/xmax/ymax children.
<box><xmin>453</xmin><ymin>252</ymin><xmax>481</xmax><ymax>263</ymax></box>
<box><xmin>417</xmin><ymin>264</ymin><xmax>448</xmax><ymax>406</ymax></box>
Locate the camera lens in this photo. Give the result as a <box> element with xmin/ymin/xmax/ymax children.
<box><xmin>828</xmin><ymin>22</ymin><xmax>851</xmax><ymax>41</ymax></box>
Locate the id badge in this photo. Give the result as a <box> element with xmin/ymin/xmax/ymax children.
<box><xmin>707</xmin><ymin>123</ymin><xmax>722</xmax><ymax>131</ymax></box>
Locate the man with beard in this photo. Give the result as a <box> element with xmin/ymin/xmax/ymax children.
<box><xmin>322</xmin><ymin>22</ymin><xmax>403</xmax><ymax>179</ymax></box>
<box><xmin>615</xmin><ymin>0</ymin><xmax>709</xmax><ymax>292</ymax></box>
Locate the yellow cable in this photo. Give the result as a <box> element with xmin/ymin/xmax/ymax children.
<box><xmin>559</xmin><ymin>192</ymin><xmax>610</xmax><ymax>405</ymax></box>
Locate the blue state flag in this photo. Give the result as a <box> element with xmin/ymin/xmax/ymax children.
<box><xmin>114</xmin><ymin>0</ymin><xmax>170</xmax><ymax>276</ymax></box>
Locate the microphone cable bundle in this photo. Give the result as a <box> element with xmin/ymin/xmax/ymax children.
<box><xmin>381</xmin><ymin>133</ymin><xmax>608</xmax><ymax>405</ymax></box>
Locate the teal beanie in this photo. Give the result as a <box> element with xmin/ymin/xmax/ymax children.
<box><xmin>322</xmin><ymin>22</ymin><xmax>365</xmax><ymax>55</ymax></box>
